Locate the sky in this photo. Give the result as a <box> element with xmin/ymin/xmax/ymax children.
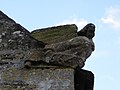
<box><xmin>1</xmin><ymin>0</ymin><xmax>120</xmax><ymax>90</ymax></box>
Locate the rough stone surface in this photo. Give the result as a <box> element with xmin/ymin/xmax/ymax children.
<box><xmin>0</xmin><ymin>67</ymin><xmax>74</xmax><ymax>90</ymax></box>
<box><xmin>44</xmin><ymin>36</ymin><xmax>94</xmax><ymax>68</ymax></box>
<box><xmin>23</xmin><ymin>35</ymin><xmax>94</xmax><ymax>69</ymax></box>
<box><xmin>0</xmin><ymin>10</ymin><xmax>46</xmax><ymax>68</ymax></box>
<box><xmin>0</xmin><ymin>11</ymin><xmax>46</xmax><ymax>51</ymax></box>
<box><xmin>30</xmin><ymin>23</ymin><xmax>95</xmax><ymax>68</ymax></box>
<box><xmin>0</xmin><ymin>11</ymin><xmax>95</xmax><ymax>90</ymax></box>
<box><xmin>0</xmin><ymin>11</ymin><xmax>75</xmax><ymax>90</ymax></box>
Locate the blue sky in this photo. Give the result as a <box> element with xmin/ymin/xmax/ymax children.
<box><xmin>1</xmin><ymin>0</ymin><xmax>120</xmax><ymax>90</ymax></box>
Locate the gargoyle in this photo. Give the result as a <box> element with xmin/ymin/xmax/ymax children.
<box><xmin>24</xmin><ymin>23</ymin><xmax>95</xmax><ymax>69</ymax></box>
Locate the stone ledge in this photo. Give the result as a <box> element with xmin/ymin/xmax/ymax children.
<box><xmin>31</xmin><ymin>24</ymin><xmax>78</xmax><ymax>44</ymax></box>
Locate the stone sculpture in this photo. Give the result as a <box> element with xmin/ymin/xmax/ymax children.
<box><xmin>24</xmin><ymin>23</ymin><xmax>95</xmax><ymax>69</ymax></box>
<box><xmin>0</xmin><ymin>10</ymin><xmax>95</xmax><ymax>90</ymax></box>
<box><xmin>74</xmin><ymin>23</ymin><xmax>95</xmax><ymax>90</ymax></box>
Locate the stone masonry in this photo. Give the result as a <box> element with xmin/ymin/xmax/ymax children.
<box><xmin>0</xmin><ymin>11</ymin><xmax>95</xmax><ymax>90</ymax></box>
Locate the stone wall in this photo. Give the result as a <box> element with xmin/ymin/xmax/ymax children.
<box><xmin>0</xmin><ymin>66</ymin><xmax>74</xmax><ymax>90</ymax></box>
<box><xmin>0</xmin><ymin>11</ymin><xmax>76</xmax><ymax>90</ymax></box>
<box><xmin>0</xmin><ymin>11</ymin><xmax>95</xmax><ymax>90</ymax></box>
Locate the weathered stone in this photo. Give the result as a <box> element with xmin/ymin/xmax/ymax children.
<box><xmin>0</xmin><ymin>10</ymin><xmax>46</xmax><ymax>51</ymax></box>
<box><xmin>29</xmin><ymin>23</ymin><xmax>95</xmax><ymax>68</ymax></box>
<box><xmin>0</xmin><ymin>11</ymin><xmax>95</xmax><ymax>90</ymax></box>
<box><xmin>24</xmin><ymin>36</ymin><xmax>94</xmax><ymax>69</ymax></box>
<box><xmin>0</xmin><ymin>11</ymin><xmax>75</xmax><ymax>90</ymax></box>
<box><xmin>43</xmin><ymin>36</ymin><xmax>94</xmax><ymax>68</ymax></box>
<box><xmin>31</xmin><ymin>24</ymin><xmax>78</xmax><ymax>44</ymax></box>
<box><xmin>0</xmin><ymin>10</ymin><xmax>47</xmax><ymax>68</ymax></box>
<box><xmin>0</xmin><ymin>67</ymin><xmax>74</xmax><ymax>90</ymax></box>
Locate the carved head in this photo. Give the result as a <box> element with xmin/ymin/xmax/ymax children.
<box><xmin>77</xmin><ymin>23</ymin><xmax>95</xmax><ymax>39</ymax></box>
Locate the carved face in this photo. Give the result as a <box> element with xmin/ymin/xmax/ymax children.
<box><xmin>86</xmin><ymin>24</ymin><xmax>95</xmax><ymax>39</ymax></box>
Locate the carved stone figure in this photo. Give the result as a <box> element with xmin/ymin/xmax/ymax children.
<box><xmin>0</xmin><ymin>11</ymin><xmax>96</xmax><ymax>90</ymax></box>
<box><xmin>74</xmin><ymin>23</ymin><xmax>95</xmax><ymax>90</ymax></box>
<box><xmin>77</xmin><ymin>23</ymin><xmax>95</xmax><ymax>39</ymax></box>
<box><xmin>24</xmin><ymin>23</ymin><xmax>95</xmax><ymax>69</ymax></box>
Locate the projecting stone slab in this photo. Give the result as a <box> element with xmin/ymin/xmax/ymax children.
<box><xmin>0</xmin><ymin>67</ymin><xmax>74</xmax><ymax>90</ymax></box>
<box><xmin>31</xmin><ymin>24</ymin><xmax>78</xmax><ymax>44</ymax></box>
